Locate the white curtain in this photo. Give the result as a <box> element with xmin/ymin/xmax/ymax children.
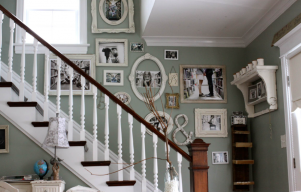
<box><xmin>289</xmin><ymin>52</ymin><xmax>301</xmax><ymax>112</ymax></box>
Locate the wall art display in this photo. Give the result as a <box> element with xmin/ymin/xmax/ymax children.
<box><xmin>91</xmin><ymin>0</ymin><xmax>135</xmax><ymax>33</ymax></box>
<box><xmin>135</xmin><ymin>71</ymin><xmax>161</xmax><ymax>88</ymax></box>
<box><xmin>172</xmin><ymin>114</ymin><xmax>193</xmax><ymax>146</ymax></box>
<box><xmin>0</xmin><ymin>125</ymin><xmax>9</xmax><ymax>153</ymax></box>
<box><xmin>165</xmin><ymin>93</ymin><xmax>180</xmax><ymax>109</ymax></box>
<box><xmin>165</xmin><ymin>50</ymin><xmax>179</xmax><ymax>60</ymax></box>
<box><xmin>130</xmin><ymin>42</ymin><xmax>144</xmax><ymax>52</ymax></box>
<box><xmin>169</xmin><ymin>66</ymin><xmax>178</xmax><ymax>86</ymax></box>
<box><xmin>212</xmin><ymin>151</ymin><xmax>228</xmax><ymax>164</ymax></box>
<box><xmin>257</xmin><ymin>81</ymin><xmax>266</xmax><ymax>99</ymax></box>
<box><xmin>96</xmin><ymin>39</ymin><xmax>128</xmax><ymax>67</ymax></box>
<box><xmin>144</xmin><ymin>111</ymin><xmax>174</xmax><ymax>136</ymax></box>
<box><xmin>129</xmin><ymin>53</ymin><xmax>168</xmax><ymax>102</ymax></box>
<box><xmin>195</xmin><ymin>108</ymin><xmax>227</xmax><ymax>137</ymax></box>
<box><xmin>180</xmin><ymin>65</ymin><xmax>227</xmax><ymax>103</ymax></box>
<box><xmin>48</xmin><ymin>55</ymin><xmax>96</xmax><ymax>95</ymax></box>
<box><xmin>103</xmin><ymin>70</ymin><xmax>124</xmax><ymax>86</ymax></box>
<box><xmin>114</xmin><ymin>92</ymin><xmax>131</xmax><ymax>105</ymax></box>
<box><xmin>248</xmin><ymin>84</ymin><xmax>257</xmax><ymax>103</ymax></box>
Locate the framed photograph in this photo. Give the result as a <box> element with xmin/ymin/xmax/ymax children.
<box><xmin>165</xmin><ymin>93</ymin><xmax>180</xmax><ymax>109</ymax></box>
<box><xmin>195</xmin><ymin>109</ymin><xmax>227</xmax><ymax>137</ymax></box>
<box><xmin>212</xmin><ymin>151</ymin><xmax>229</xmax><ymax>164</ymax></box>
<box><xmin>130</xmin><ymin>42</ymin><xmax>144</xmax><ymax>52</ymax></box>
<box><xmin>105</xmin><ymin>0</ymin><xmax>122</xmax><ymax>21</ymax></box>
<box><xmin>135</xmin><ymin>71</ymin><xmax>161</xmax><ymax>88</ymax></box>
<box><xmin>257</xmin><ymin>81</ymin><xmax>266</xmax><ymax>99</ymax></box>
<box><xmin>165</xmin><ymin>50</ymin><xmax>179</xmax><ymax>60</ymax></box>
<box><xmin>96</xmin><ymin>39</ymin><xmax>128</xmax><ymax>67</ymax></box>
<box><xmin>0</xmin><ymin>125</ymin><xmax>9</xmax><ymax>153</ymax></box>
<box><xmin>104</xmin><ymin>70</ymin><xmax>124</xmax><ymax>86</ymax></box>
<box><xmin>144</xmin><ymin>111</ymin><xmax>174</xmax><ymax>136</ymax></box>
<box><xmin>248</xmin><ymin>84</ymin><xmax>257</xmax><ymax>103</ymax></box>
<box><xmin>180</xmin><ymin>65</ymin><xmax>227</xmax><ymax>103</ymax></box>
<box><xmin>48</xmin><ymin>55</ymin><xmax>96</xmax><ymax>95</ymax></box>
<box><xmin>114</xmin><ymin>92</ymin><xmax>131</xmax><ymax>105</ymax></box>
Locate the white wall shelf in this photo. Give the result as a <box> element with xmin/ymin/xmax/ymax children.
<box><xmin>231</xmin><ymin>66</ymin><xmax>278</xmax><ymax>118</ymax></box>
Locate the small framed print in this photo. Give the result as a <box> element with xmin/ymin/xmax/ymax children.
<box><xmin>103</xmin><ymin>70</ymin><xmax>124</xmax><ymax>86</ymax></box>
<box><xmin>164</xmin><ymin>50</ymin><xmax>179</xmax><ymax>60</ymax></box>
<box><xmin>0</xmin><ymin>125</ymin><xmax>9</xmax><ymax>153</ymax></box>
<box><xmin>257</xmin><ymin>81</ymin><xmax>266</xmax><ymax>99</ymax></box>
<box><xmin>114</xmin><ymin>92</ymin><xmax>131</xmax><ymax>105</ymax></box>
<box><xmin>248</xmin><ymin>84</ymin><xmax>257</xmax><ymax>103</ymax></box>
<box><xmin>233</xmin><ymin>118</ymin><xmax>246</xmax><ymax>125</ymax></box>
<box><xmin>165</xmin><ymin>93</ymin><xmax>180</xmax><ymax>109</ymax></box>
<box><xmin>212</xmin><ymin>151</ymin><xmax>229</xmax><ymax>164</ymax></box>
<box><xmin>130</xmin><ymin>42</ymin><xmax>144</xmax><ymax>52</ymax></box>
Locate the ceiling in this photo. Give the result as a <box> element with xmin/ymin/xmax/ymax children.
<box><xmin>141</xmin><ymin>0</ymin><xmax>296</xmax><ymax>47</ymax></box>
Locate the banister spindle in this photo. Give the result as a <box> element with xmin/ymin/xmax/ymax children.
<box><xmin>0</xmin><ymin>11</ymin><xmax>3</xmax><ymax>82</ymax></box>
<box><xmin>7</xmin><ymin>19</ymin><xmax>15</xmax><ymax>82</ymax></box>
<box><xmin>43</xmin><ymin>49</ymin><xmax>50</xmax><ymax>121</ymax></box>
<box><xmin>19</xmin><ymin>29</ymin><xmax>26</xmax><ymax>101</ymax></box>
<box><xmin>80</xmin><ymin>76</ymin><xmax>85</xmax><ymax>140</ymax></box>
<box><xmin>117</xmin><ymin>104</ymin><xmax>123</xmax><ymax>181</ymax></box>
<box><xmin>153</xmin><ymin>134</ymin><xmax>158</xmax><ymax>192</ymax></box>
<box><xmin>68</xmin><ymin>67</ymin><xmax>74</xmax><ymax>141</ymax></box>
<box><xmin>141</xmin><ymin>124</ymin><xmax>146</xmax><ymax>192</ymax></box>
<box><xmin>31</xmin><ymin>39</ymin><xmax>38</xmax><ymax>101</ymax></box>
<box><xmin>177</xmin><ymin>152</ymin><xmax>183</xmax><ymax>192</ymax></box>
<box><xmin>56</xmin><ymin>57</ymin><xmax>61</xmax><ymax>114</ymax></box>
<box><xmin>128</xmin><ymin>114</ymin><xmax>134</xmax><ymax>180</ymax></box>
<box><xmin>93</xmin><ymin>86</ymin><xmax>98</xmax><ymax>161</ymax></box>
<box><xmin>104</xmin><ymin>95</ymin><xmax>109</xmax><ymax>160</ymax></box>
<box><xmin>165</xmin><ymin>144</ymin><xmax>170</xmax><ymax>169</ymax></box>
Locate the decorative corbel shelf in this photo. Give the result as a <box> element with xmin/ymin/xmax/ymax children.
<box><xmin>231</xmin><ymin>66</ymin><xmax>278</xmax><ymax>118</ymax></box>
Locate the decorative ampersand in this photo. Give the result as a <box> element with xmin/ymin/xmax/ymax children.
<box><xmin>172</xmin><ymin>114</ymin><xmax>193</xmax><ymax>146</ymax></box>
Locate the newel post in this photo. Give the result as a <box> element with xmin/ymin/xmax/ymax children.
<box><xmin>187</xmin><ymin>139</ymin><xmax>210</xmax><ymax>192</ymax></box>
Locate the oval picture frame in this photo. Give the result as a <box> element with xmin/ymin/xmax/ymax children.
<box><xmin>114</xmin><ymin>92</ymin><xmax>131</xmax><ymax>105</ymax></box>
<box><xmin>129</xmin><ymin>53</ymin><xmax>168</xmax><ymax>102</ymax></box>
<box><xmin>99</xmin><ymin>0</ymin><xmax>128</xmax><ymax>26</ymax></box>
<box><xmin>144</xmin><ymin>111</ymin><xmax>174</xmax><ymax>136</ymax></box>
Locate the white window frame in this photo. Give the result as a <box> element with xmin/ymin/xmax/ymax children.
<box><xmin>15</xmin><ymin>0</ymin><xmax>89</xmax><ymax>54</ymax></box>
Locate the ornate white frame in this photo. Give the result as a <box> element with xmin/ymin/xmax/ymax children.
<box><xmin>114</xmin><ymin>92</ymin><xmax>131</xmax><ymax>105</ymax></box>
<box><xmin>99</xmin><ymin>0</ymin><xmax>128</xmax><ymax>26</ymax></box>
<box><xmin>103</xmin><ymin>70</ymin><xmax>124</xmax><ymax>86</ymax></box>
<box><xmin>144</xmin><ymin>111</ymin><xmax>174</xmax><ymax>136</ymax></box>
<box><xmin>195</xmin><ymin>108</ymin><xmax>228</xmax><ymax>137</ymax></box>
<box><xmin>129</xmin><ymin>53</ymin><xmax>168</xmax><ymax>102</ymax></box>
<box><xmin>0</xmin><ymin>125</ymin><xmax>9</xmax><ymax>153</ymax></box>
<box><xmin>91</xmin><ymin>0</ymin><xmax>135</xmax><ymax>33</ymax></box>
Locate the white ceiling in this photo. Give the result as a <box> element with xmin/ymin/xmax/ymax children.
<box><xmin>141</xmin><ymin>0</ymin><xmax>297</xmax><ymax>47</ymax></box>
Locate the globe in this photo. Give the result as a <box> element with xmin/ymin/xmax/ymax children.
<box><xmin>34</xmin><ymin>160</ymin><xmax>49</xmax><ymax>179</ymax></box>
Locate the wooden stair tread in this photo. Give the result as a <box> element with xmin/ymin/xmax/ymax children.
<box><xmin>106</xmin><ymin>181</ymin><xmax>136</xmax><ymax>186</ymax></box>
<box><xmin>231</xmin><ymin>124</ymin><xmax>247</xmax><ymax>128</ymax></box>
<box><xmin>233</xmin><ymin>130</ymin><xmax>250</xmax><ymax>134</ymax></box>
<box><xmin>234</xmin><ymin>181</ymin><xmax>254</xmax><ymax>186</ymax></box>
<box><xmin>7</xmin><ymin>102</ymin><xmax>38</xmax><ymax>107</ymax></box>
<box><xmin>234</xmin><ymin>142</ymin><xmax>252</xmax><ymax>148</ymax></box>
<box><xmin>233</xmin><ymin>160</ymin><xmax>254</xmax><ymax>164</ymax></box>
<box><xmin>32</xmin><ymin>122</ymin><xmax>49</xmax><ymax>127</ymax></box>
<box><xmin>81</xmin><ymin>161</ymin><xmax>111</xmax><ymax>167</ymax></box>
<box><xmin>69</xmin><ymin>141</ymin><xmax>86</xmax><ymax>146</ymax></box>
<box><xmin>0</xmin><ymin>82</ymin><xmax>13</xmax><ymax>87</ymax></box>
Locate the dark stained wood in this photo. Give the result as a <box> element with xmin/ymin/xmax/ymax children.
<box><xmin>32</xmin><ymin>122</ymin><xmax>49</xmax><ymax>127</ymax></box>
<box><xmin>106</xmin><ymin>181</ymin><xmax>136</xmax><ymax>186</ymax></box>
<box><xmin>0</xmin><ymin>82</ymin><xmax>13</xmax><ymax>87</ymax></box>
<box><xmin>233</xmin><ymin>130</ymin><xmax>250</xmax><ymax>134</ymax></box>
<box><xmin>69</xmin><ymin>141</ymin><xmax>86</xmax><ymax>146</ymax></box>
<box><xmin>187</xmin><ymin>139</ymin><xmax>210</xmax><ymax>192</ymax></box>
<box><xmin>0</xmin><ymin>4</ymin><xmax>191</xmax><ymax>162</ymax></box>
<box><xmin>7</xmin><ymin>102</ymin><xmax>38</xmax><ymax>107</ymax></box>
<box><xmin>81</xmin><ymin>161</ymin><xmax>111</xmax><ymax>167</ymax></box>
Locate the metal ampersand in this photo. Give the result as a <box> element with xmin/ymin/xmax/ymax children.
<box><xmin>172</xmin><ymin>114</ymin><xmax>193</xmax><ymax>146</ymax></box>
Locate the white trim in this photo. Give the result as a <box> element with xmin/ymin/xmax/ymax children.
<box><xmin>14</xmin><ymin>44</ymin><xmax>90</xmax><ymax>54</ymax></box>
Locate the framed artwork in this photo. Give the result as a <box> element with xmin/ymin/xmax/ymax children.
<box><xmin>165</xmin><ymin>93</ymin><xmax>180</xmax><ymax>109</ymax></box>
<box><xmin>180</xmin><ymin>65</ymin><xmax>227</xmax><ymax>103</ymax></box>
<box><xmin>130</xmin><ymin>42</ymin><xmax>144</xmax><ymax>52</ymax></box>
<box><xmin>144</xmin><ymin>111</ymin><xmax>174</xmax><ymax>136</ymax></box>
<box><xmin>48</xmin><ymin>55</ymin><xmax>96</xmax><ymax>95</ymax></box>
<box><xmin>257</xmin><ymin>81</ymin><xmax>266</xmax><ymax>99</ymax></box>
<box><xmin>135</xmin><ymin>71</ymin><xmax>162</xmax><ymax>88</ymax></box>
<box><xmin>96</xmin><ymin>39</ymin><xmax>128</xmax><ymax>67</ymax></box>
<box><xmin>114</xmin><ymin>92</ymin><xmax>131</xmax><ymax>105</ymax></box>
<box><xmin>165</xmin><ymin>50</ymin><xmax>179</xmax><ymax>60</ymax></box>
<box><xmin>195</xmin><ymin>108</ymin><xmax>227</xmax><ymax>137</ymax></box>
<box><xmin>248</xmin><ymin>84</ymin><xmax>257</xmax><ymax>103</ymax></box>
<box><xmin>0</xmin><ymin>125</ymin><xmax>9</xmax><ymax>153</ymax></box>
<box><xmin>212</xmin><ymin>151</ymin><xmax>229</xmax><ymax>164</ymax></box>
<box><xmin>104</xmin><ymin>70</ymin><xmax>124</xmax><ymax>86</ymax></box>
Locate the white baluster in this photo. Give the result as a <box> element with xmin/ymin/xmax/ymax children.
<box><xmin>177</xmin><ymin>153</ymin><xmax>183</xmax><ymax>192</ymax></box>
<box><xmin>19</xmin><ymin>29</ymin><xmax>26</xmax><ymax>101</ymax></box>
<box><xmin>80</xmin><ymin>76</ymin><xmax>85</xmax><ymax>140</ymax></box>
<box><xmin>56</xmin><ymin>57</ymin><xmax>61</xmax><ymax>114</ymax></box>
<box><xmin>104</xmin><ymin>95</ymin><xmax>109</xmax><ymax>161</ymax></box>
<box><xmin>93</xmin><ymin>85</ymin><xmax>98</xmax><ymax>161</ymax></box>
<box><xmin>117</xmin><ymin>104</ymin><xmax>123</xmax><ymax>181</ymax></box>
<box><xmin>141</xmin><ymin>124</ymin><xmax>147</xmax><ymax>192</ymax></box>
<box><xmin>165</xmin><ymin>144</ymin><xmax>170</xmax><ymax>169</ymax></box>
<box><xmin>7</xmin><ymin>19</ymin><xmax>15</xmax><ymax>82</ymax></box>
<box><xmin>0</xmin><ymin>12</ymin><xmax>3</xmax><ymax>82</ymax></box>
<box><xmin>31</xmin><ymin>39</ymin><xmax>38</xmax><ymax>101</ymax></box>
<box><xmin>128</xmin><ymin>114</ymin><xmax>135</xmax><ymax>180</ymax></box>
<box><xmin>153</xmin><ymin>134</ymin><xmax>158</xmax><ymax>192</ymax></box>
<box><xmin>43</xmin><ymin>49</ymin><xmax>50</xmax><ymax>121</ymax></box>
<box><xmin>68</xmin><ymin>67</ymin><xmax>74</xmax><ymax>141</ymax></box>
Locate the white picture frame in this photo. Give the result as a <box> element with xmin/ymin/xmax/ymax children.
<box><xmin>96</xmin><ymin>39</ymin><xmax>128</xmax><ymax>67</ymax></box>
<box><xmin>48</xmin><ymin>54</ymin><xmax>96</xmax><ymax>95</ymax></box>
<box><xmin>212</xmin><ymin>151</ymin><xmax>229</xmax><ymax>164</ymax></box>
<box><xmin>91</xmin><ymin>0</ymin><xmax>135</xmax><ymax>33</ymax></box>
<box><xmin>114</xmin><ymin>92</ymin><xmax>131</xmax><ymax>105</ymax></box>
<box><xmin>144</xmin><ymin>111</ymin><xmax>174</xmax><ymax>136</ymax></box>
<box><xmin>164</xmin><ymin>50</ymin><xmax>179</xmax><ymax>60</ymax></box>
<box><xmin>130</xmin><ymin>42</ymin><xmax>144</xmax><ymax>52</ymax></box>
<box><xmin>0</xmin><ymin>125</ymin><xmax>9</xmax><ymax>153</ymax></box>
<box><xmin>195</xmin><ymin>108</ymin><xmax>228</xmax><ymax>137</ymax></box>
<box><xmin>104</xmin><ymin>70</ymin><xmax>124</xmax><ymax>86</ymax></box>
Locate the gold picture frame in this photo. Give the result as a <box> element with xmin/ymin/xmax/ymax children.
<box><xmin>0</xmin><ymin>125</ymin><xmax>9</xmax><ymax>153</ymax></box>
<box><xmin>165</xmin><ymin>93</ymin><xmax>180</xmax><ymax>109</ymax></box>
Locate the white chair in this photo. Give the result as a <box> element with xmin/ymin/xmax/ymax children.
<box><xmin>66</xmin><ymin>186</ymin><xmax>99</xmax><ymax>192</ymax></box>
<box><xmin>0</xmin><ymin>182</ymin><xmax>19</xmax><ymax>192</ymax></box>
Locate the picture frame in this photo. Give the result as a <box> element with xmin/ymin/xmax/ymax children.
<box><xmin>195</xmin><ymin>108</ymin><xmax>227</xmax><ymax>137</ymax></box>
<box><xmin>96</xmin><ymin>39</ymin><xmax>128</xmax><ymax>67</ymax></box>
<box><xmin>0</xmin><ymin>125</ymin><xmax>9</xmax><ymax>153</ymax></box>
<box><xmin>130</xmin><ymin>42</ymin><xmax>144</xmax><ymax>52</ymax></box>
<box><xmin>180</xmin><ymin>65</ymin><xmax>227</xmax><ymax>103</ymax></box>
<box><xmin>164</xmin><ymin>50</ymin><xmax>179</xmax><ymax>60</ymax></box>
<box><xmin>212</xmin><ymin>151</ymin><xmax>229</xmax><ymax>164</ymax></box>
<box><xmin>104</xmin><ymin>70</ymin><xmax>124</xmax><ymax>86</ymax></box>
<box><xmin>144</xmin><ymin>111</ymin><xmax>174</xmax><ymax>136</ymax></box>
<box><xmin>48</xmin><ymin>54</ymin><xmax>96</xmax><ymax>95</ymax></box>
<box><xmin>165</xmin><ymin>93</ymin><xmax>180</xmax><ymax>109</ymax></box>
<box><xmin>257</xmin><ymin>81</ymin><xmax>266</xmax><ymax>99</ymax></box>
<box><xmin>91</xmin><ymin>0</ymin><xmax>135</xmax><ymax>33</ymax></box>
<box><xmin>114</xmin><ymin>92</ymin><xmax>131</xmax><ymax>105</ymax></box>
<box><xmin>248</xmin><ymin>84</ymin><xmax>258</xmax><ymax>103</ymax></box>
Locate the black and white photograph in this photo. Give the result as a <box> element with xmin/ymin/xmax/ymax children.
<box><xmin>136</xmin><ymin>71</ymin><xmax>162</xmax><ymax>88</ymax></box>
<box><xmin>257</xmin><ymin>81</ymin><xmax>266</xmax><ymax>98</ymax></box>
<box><xmin>180</xmin><ymin>65</ymin><xmax>227</xmax><ymax>103</ymax></box>
<box><xmin>105</xmin><ymin>0</ymin><xmax>122</xmax><ymax>21</ymax></box>
<box><xmin>212</xmin><ymin>151</ymin><xmax>229</xmax><ymax>164</ymax></box>
<box><xmin>165</xmin><ymin>93</ymin><xmax>180</xmax><ymax>109</ymax></box>
<box><xmin>201</xmin><ymin>115</ymin><xmax>221</xmax><ymax>131</ymax></box>
<box><xmin>248</xmin><ymin>84</ymin><xmax>258</xmax><ymax>103</ymax></box>
<box><xmin>144</xmin><ymin>111</ymin><xmax>174</xmax><ymax>136</ymax></box>
<box><xmin>114</xmin><ymin>92</ymin><xmax>131</xmax><ymax>105</ymax></box>
<box><xmin>165</xmin><ymin>50</ymin><xmax>179</xmax><ymax>60</ymax></box>
<box><xmin>0</xmin><ymin>125</ymin><xmax>9</xmax><ymax>153</ymax></box>
<box><xmin>103</xmin><ymin>70</ymin><xmax>124</xmax><ymax>86</ymax></box>
<box><xmin>130</xmin><ymin>42</ymin><xmax>144</xmax><ymax>52</ymax></box>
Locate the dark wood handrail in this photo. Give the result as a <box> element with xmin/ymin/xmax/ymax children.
<box><xmin>0</xmin><ymin>5</ymin><xmax>191</xmax><ymax>162</ymax></box>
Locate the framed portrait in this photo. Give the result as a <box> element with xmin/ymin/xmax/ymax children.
<box><xmin>104</xmin><ymin>70</ymin><xmax>124</xmax><ymax>86</ymax></box>
<box><xmin>114</xmin><ymin>92</ymin><xmax>131</xmax><ymax>105</ymax></box>
<box><xmin>195</xmin><ymin>108</ymin><xmax>227</xmax><ymax>137</ymax></box>
<box><xmin>48</xmin><ymin>55</ymin><xmax>96</xmax><ymax>95</ymax></box>
<box><xmin>257</xmin><ymin>81</ymin><xmax>266</xmax><ymax>99</ymax></box>
<box><xmin>130</xmin><ymin>42</ymin><xmax>144</xmax><ymax>52</ymax></box>
<box><xmin>144</xmin><ymin>111</ymin><xmax>174</xmax><ymax>136</ymax></box>
<box><xmin>165</xmin><ymin>50</ymin><xmax>179</xmax><ymax>60</ymax></box>
<box><xmin>0</xmin><ymin>125</ymin><xmax>9</xmax><ymax>153</ymax></box>
<box><xmin>135</xmin><ymin>71</ymin><xmax>162</xmax><ymax>88</ymax></box>
<box><xmin>96</xmin><ymin>39</ymin><xmax>128</xmax><ymax>67</ymax></box>
<box><xmin>180</xmin><ymin>65</ymin><xmax>227</xmax><ymax>103</ymax></box>
<box><xmin>212</xmin><ymin>151</ymin><xmax>229</xmax><ymax>164</ymax></box>
<box><xmin>165</xmin><ymin>93</ymin><xmax>179</xmax><ymax>109</ymax></box>
<box><xmin>248</xmin><ymin>84</ymin><xmax>257</xmax><ymax>103</ymax></box>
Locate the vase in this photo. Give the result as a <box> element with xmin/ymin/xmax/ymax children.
<box><xmin>164</xmin><ymin>165</ymin><xmax>179</xmax><ymax>192</ymax></box>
